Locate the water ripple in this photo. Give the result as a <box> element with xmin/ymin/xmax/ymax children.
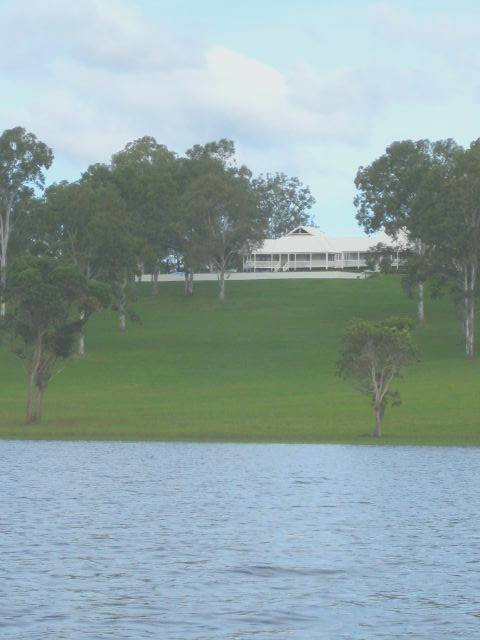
<box><xmin>1</xmin><ymin>441</ymin><xmax>480</xmax><ymax>639</ymax></box>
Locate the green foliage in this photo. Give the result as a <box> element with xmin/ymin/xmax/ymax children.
<box><xmin>0</xmin><ymin>127</ymin><xmax>54</xmax><ymax>311</ymax></box>
<box><xmin>252</xmin><ymin>172</ymin><xmax>315</xmax><ymax>238</ymax></box>
<box><xmin>337</xmin><ymin>316</ymin><xmax>418</xmax><ymax>435</ymax></box>
<box><xmin>110</xmin><ymin>136</ymin><xmax>179</xmax><ymax>275</ymax></box>
<box><xmin>180</xmin><ymin>140</ymin><xmax>269</xmax><ymax>299</ymax></box>
<box><xmin>354</xmin><ymin>139</ymin><xmax>458</xmax><ymax>237</ymax></box>
<box><xmin>0</xmin><ymin>126</ymin><xmax>53</xmax><ymax>194</ymax></box>
<box><xmin>1</xmin><ymin>255</ymin><xmax>110</xmax><ymax>423</ymax></box>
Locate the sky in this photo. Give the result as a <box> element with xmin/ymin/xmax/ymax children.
<box><xmin>1</xmin><ymin>0</ymin><xmax>480</xmax><ymax>234</ymax></box>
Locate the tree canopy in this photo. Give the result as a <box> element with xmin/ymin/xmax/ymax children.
<box><xmin>337</xmin><ymin>317</ymin><xmax>418</xmax><ymax>437</ymax></box>
<box><xmin>253</xmin><ymin>172</ymin><xmax>315</xmax><ymax>238</ymax></box>
<box><xmin>0</xmin><ymin>127</ymin><xmax>53</xmax><ymax>315</ymax></box>
<box><xmin>1</xmin><ymin>255</ymin><xmax>109</xmax><ymax>423</ymax></box>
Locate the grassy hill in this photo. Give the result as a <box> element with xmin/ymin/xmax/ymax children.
<box><xmin>1</xmin><ymin>275</ymin><xmax>479</xmax><ymax>444</ymax></box>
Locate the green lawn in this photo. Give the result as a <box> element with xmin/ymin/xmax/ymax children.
<box><xmin>1</xmin><ymin>275</ymin><xmax>479</xmax><ymax>444</ymax></box>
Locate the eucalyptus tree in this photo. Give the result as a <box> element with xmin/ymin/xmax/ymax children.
<box><xmin>337</xmin><ymin>317</ymin><xmax>418</xmax><ymax>437</ymax></box>
<box><xmin>253</xmin><ymin>172</ymin><xmax>315</xmax><ymax>238</ymax></box>
<box><xmin>0</xmin><ymin>127</ymin><xmax>53</xmax><ymax>315</ymax></box>
<box><xmin>170</xmin><ymin>151</ymin><xmax>223</xmax><ymax>297</ymax></box>
<box><xmin>80</xmin><ymin>163</ymin><xmax>142</xmax><ymax>332</ymax></box>
<box><xmin>44</xmin><ymin>179</ymin><xmax>135</xmax><ymax>353</ymax></box>
<box><xmin>182</xmin><ymin>141</ymin><xmax>267</xmax><ymax>301</ymax></box>
<box><xmin>354</xmin><ymin>139</ymin><xmax>458</xmax><ymax>324</ymax></box>
<box><xmin>415</xmin><ymin>141</ymin><xmax>480</xmax><ymax>359</ymax></box>
<box><xmin>0</xmin><ymin>255</ymin><xmax>109</xmax><ymax>424</ymax></box>
<box><xmin>110</xmin><ymin>136</ymin><xmax>180</xmax><ymax>295</ymax></box>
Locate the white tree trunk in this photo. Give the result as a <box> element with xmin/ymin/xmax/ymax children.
<box><xmin>463</xmin><ymin>264</ymin><xmax>476</xmax><ymax>359</ymax></box>
<box><xmin>78</xmin><ymin>310</ymin><xmax>85</xmax><ymax>356</ymax></box>
<box><xmin>218</xmin><ymin>268</ymin><xmax>225</xmax><ymax>302</ymax></box>
<box><xmin>413</xmin><ymin>239</ymin><xmax>426</xmax><ymax>326</ymax></box>
<box><xmin>417</xmin><ymin>282</ymin><xmax>425</xmax><ymax>325</ymax></box>
<box><xmin>118</xmin><ymin>273</ymin><xmax>127</xmax><ymax>332</ymax></box>
<box><xmin>0</xmin><ymin>201</ymin><xmax>11</xmax><ymax>317</ymax></box>
<box><xmin>465</xmin><ymin>298</ymin><xmax>475</xmax><ymax>359</ymax></box>
<box><xmin>0</xmin><ymin>253</ymin><xmax>6</xmax><ymax>317</ymax></box>
<box><xmin>184</xmin><ymin>271</ymin><xmax>194</xmax><ymax>296</ymax></box>
<box><xmin>152</xmin><ymin>269</ymin><xmax>159</xmax><ymax>296</ymax></box>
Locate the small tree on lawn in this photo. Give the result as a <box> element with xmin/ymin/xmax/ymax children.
<box><xmin>0</xmin><ymin>256</ymin><xmax>110</xmax><ymax>424</ymax></box>
<box><xmin>337</xmin><ymin>318</ymin><xmax>418</xmax><ymax>437</ymax></box>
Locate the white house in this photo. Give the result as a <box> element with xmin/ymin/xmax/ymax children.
<box><xmin>242</xmin><ymin>226</ymin><xmax>398</xmax><ymax>272</ymax></box>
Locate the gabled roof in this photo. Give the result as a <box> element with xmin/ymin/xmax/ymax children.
<box><xmin>286</xmin><ymin>226</ymin><xmax>324</xmax><ymax>237</ymax></box>
<box><xmin>252</xmin><ymin>227</ymin><xmax>397</xmax><ymax>254</ymax></box>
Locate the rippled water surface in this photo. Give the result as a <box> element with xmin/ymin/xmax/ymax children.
<box><xmin>1</xmin><ymin>442</ymin><xmax>480</xmax><ymax>639</ymax></box>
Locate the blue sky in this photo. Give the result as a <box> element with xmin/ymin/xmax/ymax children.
<box><xmin>1</xmin><ymin>0</ymin><xmax>480</xmax><ymax>234</ymax></box>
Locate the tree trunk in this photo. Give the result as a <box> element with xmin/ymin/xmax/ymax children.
<box><xmin>184</xmin><ymin>271</ymin><xmax>194</xmax><ymax>296</ymax></box>
<box><xmin>78</xmin><ymin>310</ymin><xmax>85</xmax><ymax>356</ymax></box>
<box><xmin>465</xmin><ymin>293</ymin><xmax>475</xmax><ymax>359</ymax></box>
<box><xmin>417</xmin><ymin>282</ymin><xmax>425</xmax><ymax>326</ymax></box>
<box><xmin>26</xmin><ymin>372</ymin><xmax>37</xmax><ymax>424</ymax></box>
<box><xmin>35</xmin><ymin>387</ymin><xmax>45</xmax><ymax>423</ymax></box>
<box><xmin>373</xmin><ymin>405</ymin><xmax>383</xmax><ymax>437</ymax></box>
<box><xmin>0</xmin><ymin>251</ymin><xmax>6</xmax><ymax>317</ymax></box>
<box><xmin>152</xmin><ymin>269</ymin><xmax>159</xmax><ymax>296</ymax></box>
<box><xmin>25</xmin><ymin>335</ymin><xmax>42</xmax><ymax>424</ymax></box>
<box><xmin>0</xmin><ymin>196</ymin><xmax>12</xmax><ymax>318</ymax></box>
<box><xmin>413</xmin><ymin>239</ymin><xmax>426</xmax><ymax>326</ymax></box>
<box><xmin>118</xmin><ymin>273</ymin><xmax>127</xmax><ymax>332</ymax></box>
<box><xmin>218</xmin><ymin>268</ymin><xmax>225</xmax><ymax>302</ymax></box>
<box><xmin>463</xmin><ymin>263</ymin><xmax>476</xmax><ymax>360</ymax></box>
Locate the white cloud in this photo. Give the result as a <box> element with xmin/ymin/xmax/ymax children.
<box><xmin>1</xmin><ymin>0</ymin><xmax>479</xmax><ymax>233</ymax></box>
<box><xmin>0</xmin><ymin>0</ymin><xmax>439</xmax><ymax>166</ymax></box>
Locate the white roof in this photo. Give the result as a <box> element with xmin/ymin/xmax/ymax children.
<box><xmin>253</xmin><ymin>226</ymin><xmax>396</xmax><ymax>254</ymax></box>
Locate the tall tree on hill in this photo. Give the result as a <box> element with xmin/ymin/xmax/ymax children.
<box><xmin>0</xmin><ymin>127</ymin><xmax>53</xmax><ymax>315</ymax></box>
<box><xmin>170</xmin><ymin>149</ymin><xmax>228</xmax><ymax>297</ymax></box>
<box><xmin>182</xmin><ymin>141</ymin><xmax>267</xmax><ymax>301</ymax></box>
<box><xmin>43</xmin><ymin>179</ymin><xmax>137</xmax><ymax>353</ymax></box>
<box><xmin>354</xmin><ymin>139</ymin><xmax>459</xmax><ymax>325</ymax></box>
<box><xmin>413</xmin><ymin>141</ymin><xmax>480</xmax><ymax>359</ymax></box>
<box><xmin>252</xmin><ymin>172</ymin><xmax>315</xmax><ymax>238</ymax></box>
<box><xmin>0</xmin><ymin>256</ymin><xmax>110</xmax><ymax>424</ymax></box>
<box><xmin>80</xmin><ymin>164</ymin><xmax>142</xmax><ymax>332</ymax></box>
<box><xmin>111</xmin><ymin>136</ymin><xmax>179</xmax><ymax>295</ymax></box>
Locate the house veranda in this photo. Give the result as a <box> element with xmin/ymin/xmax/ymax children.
<box><xmin>243</xmin><ymin>226</ymin><xmax>399</xmax><ymax>272</ymax></box>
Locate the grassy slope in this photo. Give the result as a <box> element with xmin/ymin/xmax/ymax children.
<box><xmin>1</xmin><ymin>276</ymin><xmax>479</xmax><ymax>444</ymax></box>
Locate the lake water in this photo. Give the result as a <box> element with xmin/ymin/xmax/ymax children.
<box><xmin>1</xmin><ymin>442</ymin><xmax>479</xmax><ymax>639</ymax></box>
